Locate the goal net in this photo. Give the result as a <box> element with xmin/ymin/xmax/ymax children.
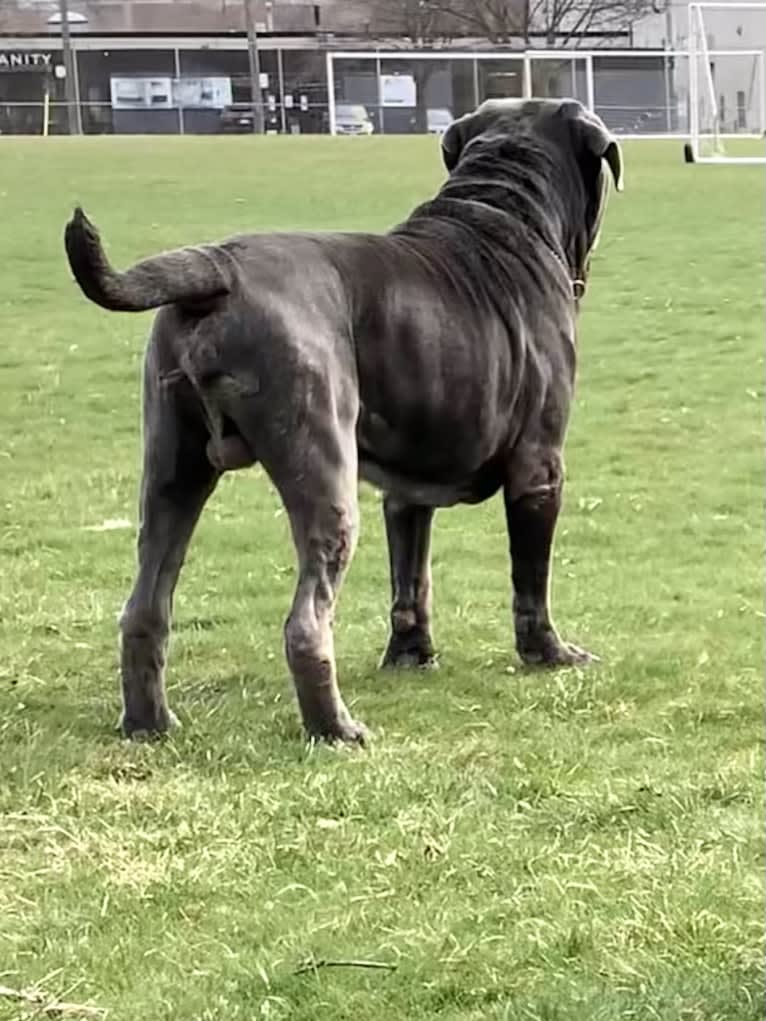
<box><xmin>688</xmin><ymin>2</ymin><xmax>766</xmax><ymax>163</ymax></box>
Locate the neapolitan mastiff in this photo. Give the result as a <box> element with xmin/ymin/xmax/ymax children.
<box><xmin>64</xmin><ymin>98</ymin><xmax>623</xmax><ymax>745</ymax></box>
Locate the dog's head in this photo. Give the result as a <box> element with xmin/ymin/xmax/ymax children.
<box><xmin>441</xmin><ymin>98</ymin><xmax>623</xmax><ymax>278</ymax></box>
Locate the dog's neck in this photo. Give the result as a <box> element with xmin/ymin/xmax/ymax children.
<box><xmin>435</xmin><ymin>136</ymin><xmax>591</xmax><ymax>300</ymax></box>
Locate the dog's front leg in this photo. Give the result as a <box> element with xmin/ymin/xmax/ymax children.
<box><xmin>504</xmin><ymin>448</ymin><xmax>596</xmax><ymax>667</ymax></box>
<box><xmin>380</xmin><ymin>497</ymin><xmax>437</xmax><ymax>669</ymax></box>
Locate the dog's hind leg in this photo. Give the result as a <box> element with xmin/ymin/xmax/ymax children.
<box><xmin>282</xmin><ymin>486</ymin><xmax>364</xmax><ymax>744</ymax></box>
<box><xmin>380</xmin><ymin>497</ymin><xmax>437</xmax><ymax>669</ymax></box>
<box><xmin>119</xmin><ymin>359</ymin><xmax>219</xmax><ymax>738</ymax></box>
<box><xmin>504</xmin><ymin>448</ymin><xmax>596</xmax><ymax>668</ymax></box>
<box><xmin>244</xmin><ymin>368</ymin><xmax>364</xmax><ymax>744</ymax></box>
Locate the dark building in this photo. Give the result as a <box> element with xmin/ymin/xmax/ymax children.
<box><xmin>1</xmin><ymin>2</ymin><xmax>669</xmax><ymax>137</ymax></box>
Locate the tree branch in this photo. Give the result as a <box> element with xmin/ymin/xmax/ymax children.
<box><xmin>294</xmin><ymin>958</ymin><xmax>398</xmax><ymax>976</ymax></box>
<box><xmin>367</xmin><ymin>0</ymin><xmax>654</xmax><ymax>48</ymax></box>
<box><xmin>0</xmin><ymin>985</ymin><xmax>106</xmax><ymax>1018</ymax></box>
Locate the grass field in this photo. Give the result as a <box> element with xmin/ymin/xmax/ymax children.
<box><xmin>0</xmin><ymin>135</ymin><xmax>763</xmax><ymax>1021</ymax></box>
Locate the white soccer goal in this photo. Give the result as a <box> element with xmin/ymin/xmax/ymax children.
<box><xmin>688</xmin><ymin>2</ymin><xmax>766</xmax><ymax>164</ymax></box>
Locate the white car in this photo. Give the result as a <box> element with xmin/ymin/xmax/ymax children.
<box><xmin>427</xmin><ymin>107</ymin><xmax>454</xmax><ymax>135</ymax></box>
<box><xmin>334</xmin><ymin>103</ymin><xmax>374</xmax><ymax>135</ymax></box>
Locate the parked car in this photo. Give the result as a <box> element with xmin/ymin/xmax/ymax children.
<box><xmin>334</xmin><ymin>103</ymin><xmax>374</xmax><ymax>135</ymax></box>
<box><xmin>427</xmin><ymin>107</ymin><xmax>454</xmax><ymax>135</ymax></box>
<box><xmin>220</xmin><ymin>104</ymin><xmax>256</xmax><ymax>133</ymax></box>
<box><xmin>220</xmin><ymin>104</ymin><xmax>282</xmax><ymax>133</ymax></box>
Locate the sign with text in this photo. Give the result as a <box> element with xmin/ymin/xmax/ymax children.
<box><xmin>0</xmin><ymin>52</ymin><xmax>55</xmax><ymax>73</ymax></box>
<box><xmin>111</xmin><ymin>76</ymin><xmax>173</xmax><ymax>109</ymax></box>
<box><xmin>110</xmin><ymin>75</ymin><xmax>233</xmax><ymax>110</ymax></box>
<box><xmin>173</xmin><ymin>77</ymin><xmax>232</xmax><ymax>109</ymax></box>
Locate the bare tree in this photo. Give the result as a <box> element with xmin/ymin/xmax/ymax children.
<box><xmin>368</xmin><ymin>0</ymin><xmax>654</xmax><ymax>48</ymax></box>
<box><xmin>367</xmin><ymin>0</ymin><xmax>462</xmax><ymax>43</ymax></box>
<box><xmin>365</xmin><ymin>0</ymin><xmax>655</xmax><ymax>121</ymax></box>
<box><xmin>446</xmin><ymin>0</ymin><xmax>654</xmax><ymax>45</ymax></box>
<box><xmin>441</xmin><ymin>0</ymin><xmax>656</xmax><ymax>98</ymax></box>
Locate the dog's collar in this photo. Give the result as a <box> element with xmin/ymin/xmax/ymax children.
<box><xmin>545</xmin><ymin>245</ymin><xmax>586</xmax><ymax>302</ymax></box>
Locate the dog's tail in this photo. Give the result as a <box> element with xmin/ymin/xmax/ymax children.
<box><xmin>64</xmin><ymin>207</ymin><xmax>231</xmax><ymax>312</ymax></box>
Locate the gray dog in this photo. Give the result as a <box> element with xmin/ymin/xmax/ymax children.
<box><xmin>64</xmin><ymin>98</ymin><xmax>622</xmax><ymax>745</ymax></box>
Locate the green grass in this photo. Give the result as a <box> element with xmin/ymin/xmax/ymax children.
<box><xmin>698</xmin><ymin>136</ymin><xmax>766</xmax><ymax>159</ymax></box>
<box><xmin>0</xmin><ymin>136</ymin><xmax>763</xmax><ymax>1021</ymax></box>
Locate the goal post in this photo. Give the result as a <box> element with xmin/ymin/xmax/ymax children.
<box><xmin>687</xmin><ymin>1</ymin><xmax>766</xmax><ymax>164</ymax></box>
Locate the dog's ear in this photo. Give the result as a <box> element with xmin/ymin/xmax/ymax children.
<box><xmin>441</xmin><ymin>112</ymin><xmax>472</xmax><ymax>172</ymax></box>
<box><xmin>587</xmin><ymin>128</ymin><xmax>624</xmax><ymax>193</ymax></box>
<box><xmin>604</xmin><ymin>140</ymin><xmax>624</xmax><ymax>192</ymax></box>
<box><xmin>572</xmin><ymin>106</ymin><xmax>624</xmax><ymax>192</ymax></box>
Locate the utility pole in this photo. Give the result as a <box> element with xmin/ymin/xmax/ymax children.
<box><xmin>244</xmin><ymin>0</ymin><xmax>265</xmax><ymax>133</ymax></box>
<box><xmin>58</xmin><ymin>0</ymin><xmax>80</xmax><ymax>135</ymax></box>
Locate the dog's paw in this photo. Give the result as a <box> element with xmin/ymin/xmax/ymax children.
<box><xmin>119</xmin><ymin>708</ymin><xmax>181</xmax><ymax>740</ymax></box>
<box><xmin>380</xmin><ymin>632</ymin><xmax>437</xmax><ymax>671</ymax></box>
<box><xmin>552</xmin><ymin>642</ymin><xmax>599</xmax><ymax>666</ymax></box>
<box><xmin>380</xmin><ymin>648</ymin><xmax>439</xmax><ymax>670</ymax></box>
<box><xmin>306</xmin><ymin>717</ymin><xmax>369</xmax><ymax>748</ymax></box>
<box><xmin>519</xmin><ymin>637</ymin><xmax>599</xmax><ymax>669</ymax></box>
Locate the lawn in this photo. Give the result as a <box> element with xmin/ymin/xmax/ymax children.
<box><xmin>0</xmin><ymin>135</ymin><xmax>763</xmax><ymax>1021</ymax></box>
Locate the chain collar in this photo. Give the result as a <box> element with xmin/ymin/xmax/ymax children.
<box><xmin>545</xmin><ymin>244</ymin><xmax>587</xmax><ymax>303</ymax></box>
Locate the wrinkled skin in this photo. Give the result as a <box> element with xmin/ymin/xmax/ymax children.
<box><xmin>64</xmin><ymin>98</ymin><xmax>623</xmax><ymax>745</ymax></box>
